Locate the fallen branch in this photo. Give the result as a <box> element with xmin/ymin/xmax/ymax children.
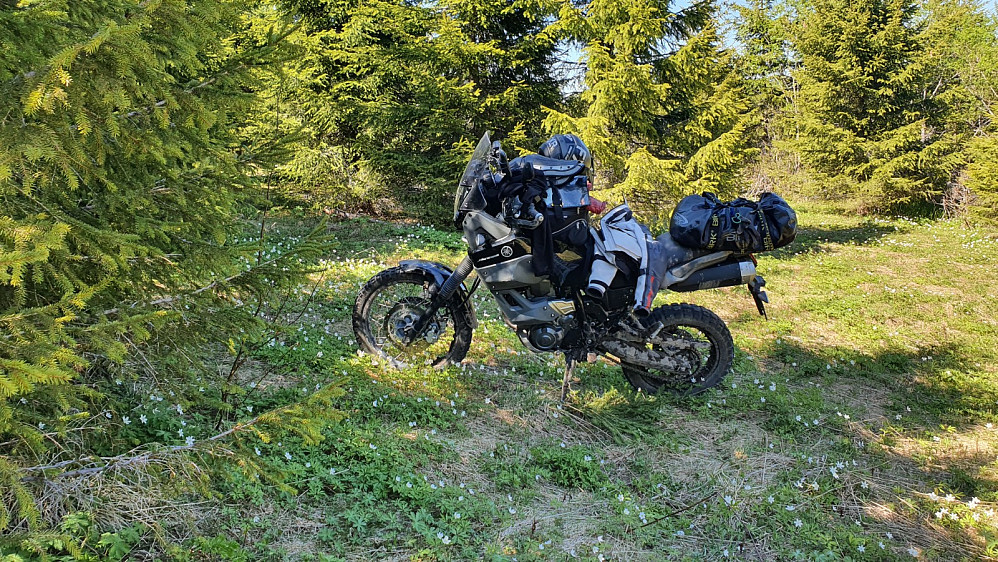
<box><xmin>628</xmin><ymin>490</ymin><xmax>718</xmax><ymax>532</ymax></box>
<box><xmin>20</xmin><ymin>411</ymin><xmax>265</xmax><ymax>481</ymax></box>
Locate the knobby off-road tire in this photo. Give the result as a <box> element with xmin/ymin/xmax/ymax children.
<box><xmin>353</xmin><ymin>267</ymin><xmax>473</xmax><ymax>369</ymax></box>
<box><xmin>619</xmin><ymin>303</ymin><xmax>734</xmax><ymax>396</ymax></box>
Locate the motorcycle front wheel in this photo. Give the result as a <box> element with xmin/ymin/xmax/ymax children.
<box><xmin>353</xmin><ymin>267</ymin><xmax>473</xmax><ymax>369</ymax></box>
<box><xmin>619</xmin><ymin>303</ymin><xmax>733</xmax><ymax>396</ymax></box>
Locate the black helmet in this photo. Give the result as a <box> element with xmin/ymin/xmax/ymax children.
<box><xmin>540</xmin><ymin>134</ymin><xmax>592</xmax><ymax>170</ymax></box>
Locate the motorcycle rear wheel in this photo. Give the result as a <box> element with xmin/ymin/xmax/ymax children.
<box><xmin>619</xmin><ymin>303</ymin><xmax>733</xmax><ymax>396</ymax></box>
<box><xmin>353</xmin><ymin>267</ymin><xmax>473</xmax><ymax>369</ymax></box>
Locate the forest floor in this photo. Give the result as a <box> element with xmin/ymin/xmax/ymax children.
<box><xmin>212</xmin><ymin>201</ymin><xmax>998</xmax><ymax>561</ymax></box>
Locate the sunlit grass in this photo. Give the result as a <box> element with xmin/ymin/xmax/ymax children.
<box><xmin>214</xmin><ymin>205</ymin><xmax>998</xmax><ymax>560</ymax></box>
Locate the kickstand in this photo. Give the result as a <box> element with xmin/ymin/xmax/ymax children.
<box><xmin>560</xmin><ymin>353</ymin><xmax>577</xmax><ymax>403</ymax></box>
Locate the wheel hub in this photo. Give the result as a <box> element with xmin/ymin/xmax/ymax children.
<box><xmin>385</xmin><ymin>297</ymin><xmax>441</xmax><ymax>346</ymax></box>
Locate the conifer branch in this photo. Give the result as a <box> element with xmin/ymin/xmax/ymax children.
<box><xmin>101</xmin><ymin>249</ymin><xmax>298</xmax><ymax>317</ymax></box>
<box><xmin>121</xmin><ymin>72</ymin><xmax>232</xmax><ymax>119</ymax></box>
<box><xmin>20</xmin><ymin>400</ymin><xmax>298</xmax><ymax>481</ymax></box>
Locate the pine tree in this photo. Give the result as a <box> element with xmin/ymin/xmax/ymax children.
<box><xmin>542</xmin><ymin>0</ymin><xmax>757</xmax><ymax>229</ymax></box>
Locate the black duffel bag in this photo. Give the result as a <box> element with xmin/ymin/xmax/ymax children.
<box><xmin>669</xmin><ymin>192</ymin><xmax>797</xmax><ymax>253</ymax></box>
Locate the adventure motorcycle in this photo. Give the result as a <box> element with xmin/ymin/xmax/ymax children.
<box><xmin>352</xmin><ymin>133</ymin><xmax>774</xmax><ymax>396</ymax></box>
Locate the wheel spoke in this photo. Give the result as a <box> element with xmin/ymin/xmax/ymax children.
<box><xmin>363</xmin><ymin>279</ymin><xmax>455</xmax><ymax>368</ymax></box>
<box><xmin>617</xmin><ymin>304</ymin><xmax>732</xmax><ymax>396</ymax></box>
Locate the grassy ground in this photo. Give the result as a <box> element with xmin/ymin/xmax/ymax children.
<box><xmin>212</xmin><ymin>201</ymin><xmax>998</xmax><ymax>561</ymax></box>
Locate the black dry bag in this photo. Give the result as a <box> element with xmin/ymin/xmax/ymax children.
<box><xmin>669</xmin><ymin>192</ymin><xmax>797</xmax><ymax>253</ymax></box>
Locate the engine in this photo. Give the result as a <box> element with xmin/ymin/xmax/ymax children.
<box><xmin>527</xmin><ymin>324</ymin><xmax>564</xmax><ymax>350</ymax></box>
<box><xmin>517</xmin><ymin>312</ymin><xmax>577</xmax><ymax>352</ymax></box>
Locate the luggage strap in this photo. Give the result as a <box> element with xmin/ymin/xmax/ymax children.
<box><xmin>704</xmin><ymin>204</ymin><xmax>775</xmax><ymax>252</ymax></box>
<box><xmin>550</xmin><ymin>182</ymin><xmax>563</xmax><ymax>216</ymax></box>
<box><xmin>757</xmin><ymin>208</ymin><xmax>774</xmax><ymax>252</ymax></box>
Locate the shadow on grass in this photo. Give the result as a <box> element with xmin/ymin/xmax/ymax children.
<box><xmin>756</xmin><ymin>338</ymin><xmax>996</xmax><ymax>428</ymax></box>
<box><xmin>752</xmin><ymin>339</ymin><xmax>998</xmax><ymax>555</ymax></box>
<box><xmin>767</xmin><ymin>222</ymin><xmax>902</xmax><ymax>259</ymax></box>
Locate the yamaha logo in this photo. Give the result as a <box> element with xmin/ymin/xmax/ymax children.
<box><xmin>500</xmin><ymin>245</ymin><xmax>513</xmax><ymax>258</ymax></box>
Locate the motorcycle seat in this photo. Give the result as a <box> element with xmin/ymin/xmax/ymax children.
<box><xmin>650</xmin><ymin>232</ymin><xmax>718</xmax><ymax>272</ymax></box>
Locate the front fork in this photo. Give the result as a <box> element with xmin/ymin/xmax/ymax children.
<box><xmin>406</xmin><ymin>255</ymin><xmax>475</xmax><ymax>344</ymax></box>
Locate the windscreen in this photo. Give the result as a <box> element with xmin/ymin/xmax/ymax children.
<box><xmin>453</xmin><ymin>133</ymin><xmax>493</xmax><ymax>223</ymax></box>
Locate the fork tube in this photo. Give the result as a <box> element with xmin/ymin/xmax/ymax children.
<box><xmin>435</xmin><ymin>255</ymin><xmax>474</xmax><ymax>302</ymax></box>
<box><xmin>407</xmin><ymin>256</ymin><xmax>474</xmax><ymax>345</ymax></box>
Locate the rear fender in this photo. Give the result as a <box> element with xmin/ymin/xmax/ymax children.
<box><xmin>398</xmin><ymin>260</ymin><xmax>478</xmax><ymax>328</ymax></box>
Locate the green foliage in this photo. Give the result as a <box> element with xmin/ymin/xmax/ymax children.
<box><xmin>743</xmin><ymin>0</ymin><xmax>998</xmax><ymax>218</ymax></box>
<box><xmin>918</xmin><ymin>0</ymin><xmax>998</xmax><ymax>220</ymax></box>
<box><xmin>271</xmin><ymin>0</ymin><xmax>564</xmax><ymax>223</ymax></box>
<box><xmin>529</xmin><ymin>443</ymin><xmax>608</xmax><ymax>490</ymax></box>
<box><xmin>784</xmin><ymin>0</ymin><xmax>943</xmax><ymax>208</ymax></box>
<box><xmin>543</xmin><ymin>0</ymin><xmax>757</xmax><ymax>230</ymax></box>
<box><xmin>964</xmin><ymin>135</ymin><xmax>998</xmax><ymax>224</ymax></box>
<box><xmin>0</xmin><ymin>0</ymin><xmax>342</xmax><ymax>549</ymax></box>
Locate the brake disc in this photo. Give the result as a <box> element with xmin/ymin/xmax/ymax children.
<box><xmin>384</xmin><ymin>297</ymin><xmax>441</xmax><ymax>346</ymax></box>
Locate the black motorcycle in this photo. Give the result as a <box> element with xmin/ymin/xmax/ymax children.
<box><xmin>352</xmin><ymin>133</ymin><xmax>772</xmax><ymax>397</ymax></box>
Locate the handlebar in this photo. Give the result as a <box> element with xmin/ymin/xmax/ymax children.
<box><xmin>517</xmin><ymin>202</ymin><xmax>544</xmax><ymax>228</ymax></box>
<box><xmin>504</xmin><ymin>198</ymin><xmax>544</xmax><ymax>229</ymax></box>
<box><xmin>491</xmin><ymin>140</ymin><xmax>510</xmax><ymax>177</ymax></box>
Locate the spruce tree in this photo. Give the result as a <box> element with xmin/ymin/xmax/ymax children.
<box><xmin>0</xmin><ymin>0</ymin><xmax>334</xmax><ymax>539</ymax></box>
<box><xmin>734</xmin><ymin>0</ymin><xmax>793</xmax><ymax>150</ymax></box>
<box><xmin>917</xmin><ymin>0</ymin><xmax>998</xmax><ymax>222</ymax></box>
<box><xmin>787</xmin><ymin>0</ymin><xmax>958</xmax><ymax>208</ymax></box>
<box><xmin>543</xmin><ymin>0</ymin><xmax>757</xmax><ymax>229</ymax></box>
<box><xmin>276</xmin><ymin>0</ymin><xmax>563</xmax><ymax>221</ymax></box>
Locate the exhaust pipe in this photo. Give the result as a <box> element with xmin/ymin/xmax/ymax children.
<box><xmin>668</xmin><ymin>259</ymin><xmax>756</xmax><ymax>293</ymax></box>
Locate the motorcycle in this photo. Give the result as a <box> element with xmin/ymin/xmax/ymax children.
<box><xmin>352</xmin><ymin>133</ymin><xmax>771</xmax><ymax>397</ymax></box>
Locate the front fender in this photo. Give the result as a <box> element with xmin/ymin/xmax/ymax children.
<box><xmin>398</xmin><ymin>259</ymin><xmax>478</xmax><ymax>329</ymax></box>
